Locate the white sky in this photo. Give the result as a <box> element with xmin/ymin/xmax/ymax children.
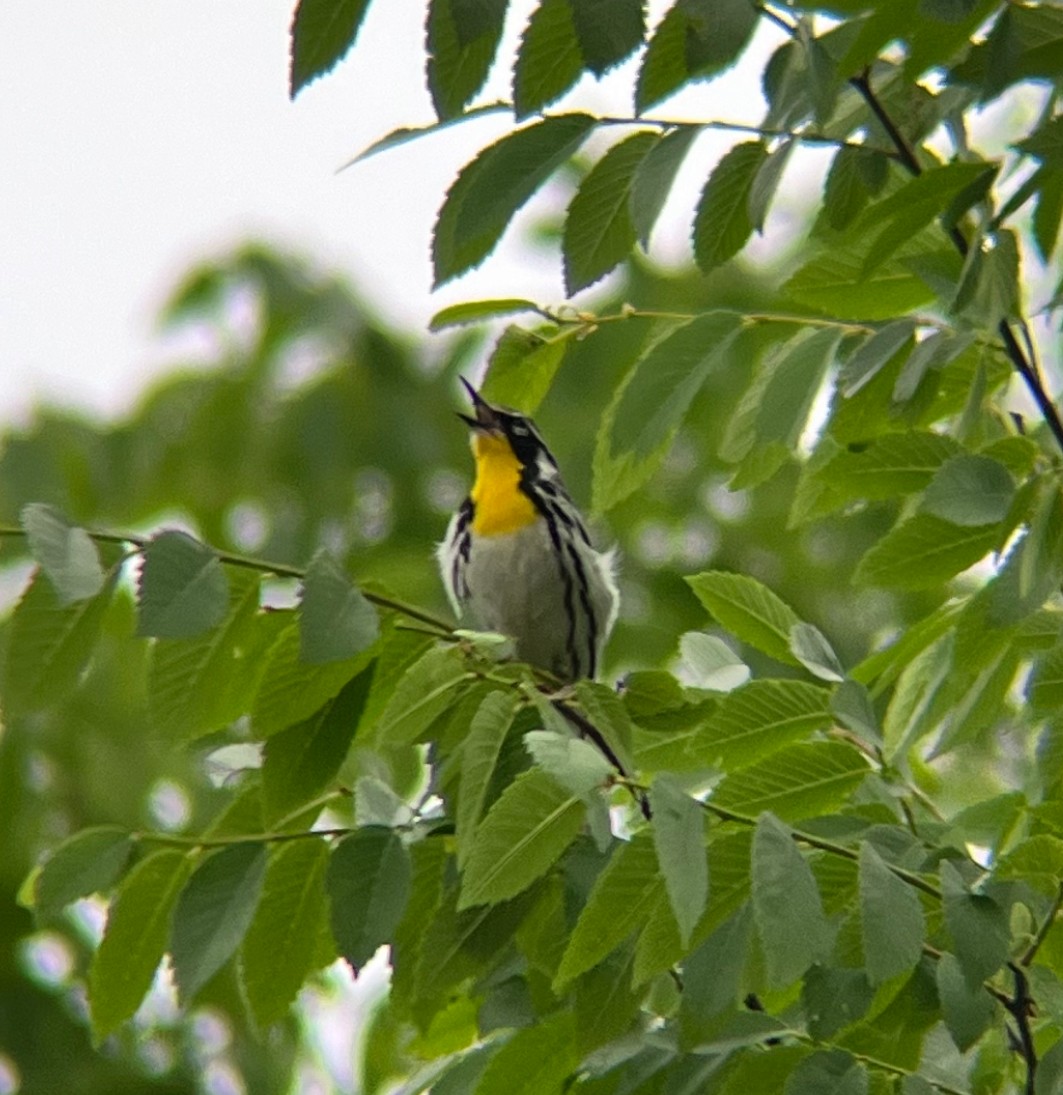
<box><xmin>1</xmin><ymin>2</ymin><xmax>792</xmax><ymax>424</ymax></box>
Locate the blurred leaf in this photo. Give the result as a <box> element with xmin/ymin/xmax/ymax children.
<box><xmin>823</xmin><ymin>144</ymin><xmax>887</xmax><ymax>231</ymax></box>
<box><xmin>32</xmin><ymin>827</ymin><xmax>134</xmax><ymax>923</ymax></box>
<box><xmin>712</xmin><ymin>741</ymin><xmax>869</xmax><ymax>821</ymax></box>
<box><xmin>686</xmin><ymin>570</ymin><xmax>803</xmax><ymax>666</ymax></box>
<box><xmin>563</xmin><ymin>130</ymin><xmax>661</xmax><ymax>294</ymax></box>
<box><xmin>555</xmin><ymin>834</ymin><xmax>659</xmax><ymax>988</ymax></box>
<box><xmin>692</xmin><ymin>141</ymin><xmax>768</xmax><ymax>272</ymax></box>
<box><xmin>1034</xmin><ymin>169</ymin><xmax>1063</xmax><ymax>262</ymax></box>
<box><xmin>920</xmin><ymin>454</ymin><xmax>1014</xmax><ymax>526</ymax></box>
<box><xmin>650</xmin><ymin>775</ymin><xmax>708</xmax><ymax>947</ymax></box>
<box><xmin>347</xmin><ymin>102</ymin><xmax>511</xmax><ymax>163</ymax></box>
<box><xmin>630</xmin><ymin>125</ymin><xmax>701</xmax><ymax>247</ymax></box>
<box><xmin>136</xmin><ymin>530</ymin><xmax>229</xmax><ymax>639</ymax></box>
<box><xmin>429</xmin><ymin>298</ymin><xmax>540</xmax><ymax>330</ymax></box>
<box><xmin>678</xmin><ymin>631</ymin><xmax>749</xmax><ymax>692</ymax></box>
<box><xmin>241</xmin><ymin>838</ymin><xmax>331</xmax><ymax>1026</ymax></box>
<box><xmin>481</xmin><ymin>324</ymin><xmax>577</xmax><ymax>414</ymax></box>
<box><xmin>433</xmin><ymin>113</ymin><xmax>596</xmax><ymax>286</ymax></box>
<box><xmin>373</xmin><ymin>644</ymin><xmax>472</xmax><ymax>745</ymax></box>
<box><xmin>940</xmin><ymin>860</ymin><xmax>1010</xmax><ymax>990</ymax></box>
<box><xmin>21</xmin><ymin>503</ymin><xmax>104</xmax><ymax>603</ymax></box>
<box><xmin>752</xmin><ymin>813</ymin><xmax>831</xmax><ymax>988</ymax></box>
<box><xmin>936</xmin><ymin>952</ymin><xmax>995</xmax><ymax>1052</ymax></box>
<box><xmin>1028</xmin><ymin>643</ymin><xmax>1063</xmax><ymax>715</ymax></box>
<box><xmin>289</xmin><ymin>0</ymin><xmax>372</xmax><ymax>96</ymax></box>
<box><xmin>748</xmin><ymin>138</ymin><xmax>794</xmax><ymax>232</ymax></box>
<box><xmin>785</xmin><ymin>1050</ymin><xmax>868</xmax><ymax>1095</ymax></box>
<box><xmin>300</xmin><ymin>549</ymin><xmax>380</xmax><ymax>664</ymax></box>
<box><xmin>524</xmin><ymin>730</ymin><xmax>614</xmax><ymax>795</ymax></box>
<box><xmin>459</xmin><ymin>768</ymin><xmax>584</xmax><ymax>909</ymax></box>
<box><xmin>171</xmin><ymin>842</ymin><xmax>268</xmax><ymax>1004</ymax></box>
<box><xmin>840</xmin><ymin>320</ymin><xmax>917</xmax><ymax>398</ymax></box>
<box><xmin>328</xmin><ymin>827</ymin><xmax>412</xmax><ymax>970</ymax></box>
<box><xmin>854</xmin><ymin>514</ymin><xmax>1000</xmax><ymax>589</ymax></box>
<box><xmin>475</xmin><ymin>1011</ymin><xmax>578</xmax><ymax>1095</ymax></box>
<box><xmin>89</xmin><ymin>849</ymin><xmax>193</xmax><ymax>1040</ymax></box>
<box><xmin>426</xmin><ymin>0</ymin><xmax>508</xmax><ymax>119</ymax></box>
<box><xmin>789</xmin><ymin>622</ymin><xmax>844</xmax><ymax>682</ymax></box>
<box><xmin>859</xmin><ymin>842</ymin><xmax>925</xmax><ymax>985</ymax></box>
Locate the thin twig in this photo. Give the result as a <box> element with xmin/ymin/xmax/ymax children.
<box><xmin>1022</xmin><ymin>881</ymin><xmax>1063</xmax><ymax>967</ymax></box>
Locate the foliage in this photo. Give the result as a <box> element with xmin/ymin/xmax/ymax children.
<box><xmin>8</xmin><ymin>1</ymin><xmax>1063</xmax><ymax>1094</ymax></box>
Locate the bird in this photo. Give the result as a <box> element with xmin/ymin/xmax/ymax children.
<box><xmin>438</xmin><ymin>378</ymin><xmax>619</xmax><ymax>682</ymax></box>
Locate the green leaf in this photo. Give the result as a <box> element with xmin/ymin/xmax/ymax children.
<box><xmin>241</xmin><ymin>838</ymin><xmax>331</xmax><ymax>1027</ymax></box>
<box><xmin>815</xmin><ymin>431</ymin><xmax>962</xmax><ymax>504</ymax></box>
<box><xmin>692</xmin><ymin>141</ymin><xmax>768</xmax><ymax>272</ymax></box>
<box><xmin>1029</xmin><ymin>644</ymin><xmax>1063</xmax><ymax>715</ymax></box>
<box><xmin>555</xmin><ymin>833</ymin><xmax>660</xmax><ymax>988</ymax></box>
<box><xmin>789</xmin><ymin>623</ymin><xmax>844</xmax><ymax>683</ymax></box>
<box><xmin>748</xmin><ymin>138</ymin><xmax>795</xmax><ymax>232</ymax></box>
<box><xmin>33</xmin><ymin>826</ymin><xmax>134</xmax><ymax>923</ymax></box>
<box><xmin>429</xmin><ymin>298</ymin><xmax>540</xmax><ymax>331</ymax></box>
<box><xmin>21</xmin><ymin>503</ymin><xmax>104</xmax><ymax>603</ymax></box>
<box><xmin>512</xmin><ymin>0</ymin><xmax>583</xmax><ymax>117</ymax></box>
<box><xmin>3</xmin><ymin>567</ymin><xmax>117</xmax><ymax>714</ymax></box>
<box><xmin>148</xmin><ymin>571</ymin><xmax>266</xmax><ymax>742</ymax></box>
<box><xmin>425</xmin><ymin>0</ymin><xmax>508</xmax><ymax>119</ymax></box>
<box><xmin>936</xmin><ymin>952</ymin><xmax>995</xmax><ymax>1052</ymax></box>
<box><xmin>346</xmin><ymin>102</ymin><xmax>511</xmax><ymax>164</ymax></box>
<box><xmin>953</xmin><ymin>230</ymin><xmax>1020</xmax><ymax>327</ymax></box>
<box><xmin>823</xmin><ymin>144</ymin><xmax>886</xmax><ymax>231</ymax></box>
<box><xmin>680</xmin><ymin>906</ymin><xmax>754</xmax><ymax>1027</ymax></box>
<box><xmin>171</xmin><ymin>843</ymin><xmax>268</xmax><ymax>1005</ymax></box>
<box><xmin>688</xmin><ymin>680</ymin><xmax>834</xmax><ymax>771</ymax></box>
<box><xmin>686</xmin><ymin>570</ymin><xmax>802</xmax><ymax>666</ymax></box>
<box><xmin>563</xmin><ymin>130</ymin><xmax>661</xmax><ymax>294</ymax></box>
<box><xmin>136</xmin><ymin>530</ymin><xmax>229</xmax><ymax>639</ymax></box>
<box><xmin>802</xmin><ymin>966</ymin><xmax>874</xmax><ymax>1042</ymax></box>
<box><xmin>328</xmin><ymin>827</ymin><xmax>411</xmax><ymax>970</ymax></box>
<box><xmin>712</xmin><ymin>741</ymin><xmax>869</xmax><ymax>821</ymax></box>
<box><xmin>570</xmin><ymin>0</ymin><xmax>644</xmax><ymax>75</ymax></box>
<box><xmin>940</xmin><ymin>860</ymin><xmax>1010</xmax><ymax>989</ymax></box>
<box><xmin>261</xmin><ymin>663</ymin><xmax>376</xmax><ymax>825</ymax></box>
<box><xmin>920</xmin><ymin>454</ymin><xmax>1015</xmax><ymax>526</ymax></box>
<box><xmin>252</xmin><ymin>615</ymin><xmax>377</xmax><ymax>737</ymax></box>
<box><xmin>678</xmin><ymin>631</ymin><xmax>750</xmax><ymax>692</ymax></box>
<box><xmin>373</xmin><ymin>644</ymin><xmax>472</xmax><ymax>745</ymax></box>
<box><xmin>854</xmin><ymin>514</ymin><xmax>1000</xmax><ymax>589</ymax></box>
<box><xmin>752</xmin><ymin>813</ymin><xmax>831</xmax><ymax>988</ymax></box>
<box><xmin>636</xmin><ymin>0</ymin><xmax>758</xmax><ymax>111</ymax></box>
<box><xmin>785</xmin><ymin>1050</ymin><xmax>868</xmax><ymax>1095</ymax></box>
<box><xmin>433</xmin><ymin>113</ymin><xmax>596</xmax><ymax>286</ymax></box>
<box><xmin>480</xmin><ymin>324</ymin><xmax>577</xmax><ymax>414</ymax></box>
<box><xmin>89</xmin><ymin>849</ymin><xmax>193</xmax><ymax>1040</ymax></box>
<box><xmin>996</xmin><ymin>834</ymin><xmax>1063</xmax><ymax>896</ymax></box>
<box><xmin>475</xmin><ymin>1011</ymin><xmax>578</xmax><ymax>1095</ymax></box>
<box><xmin>289</xmin><ymin>0</ymin><xmax>372</xmax><ymax>96</ymax></box>
<box><xmin>456</xmin><ymin>690</ymin><xmax>521</xmax><ymax>866</ymax></box>
<box><xmin>524</xmin><ymin>730</ymin><xmax>615</xmax><ymax>796</ymax></box>
<box><xmin>630</xmin><ymin>125</ymin><xmax>701</xmax><ymax>246</ymax></box>
<box><xmin>459</xmin><ymin>768</ymin><xmax>584</xmax><ymax>909</ymax></box>
<box><xmin>840</xmin><ymin>320</ymin><xmax>917</xmax><ymax>398</ymax></box>
<box><xmin>299</xmin><ymin>549</ymin><xmax>380</xmax><ymax>664</ymax></box>
<box><xmin>859</xmin><ymin>842</ymin><xmax>926</xmax><ymax>986</ymax></box>
<box><xmin>650</xmin><ymin>775</ymin><xmax>708</xmax><ymax>947</ymax></box>
<box><xmin>1034</xmin><ymin>169</ymin><xmax>1063</xmax><ymax>261</ymax></box>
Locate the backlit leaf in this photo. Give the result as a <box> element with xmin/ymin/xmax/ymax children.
<box><xmin>692</xmin><ymin>141</ymin><xmax>768</xmax><ymax>272</ymax></box>
<box><xmin>650</xmin><ymin>775</ymin><xmax>708</xmax><ymax>947</ymax></box>
<box><xmin>136</xmin><ymin>530</ymin><xmax>229</xmax><ymax>639</ymax></box>
<box><xmin>33</xmin><ymin>827</ymin><xmax>134</xmax><ymax>923</ymax></box>
<box><xmin>21</xmin><ymin>503</ymin><xmax>104</xmax><ymax>603</ymax></box>
<box><xmin>299</xmin><ymin>549</ymin><xmax>380</xmax><ymax>664</ymax></box>
<box><xmin>289</xmin><ymin>0</ymin><xmax>372</xmax><ymax>96</ymax></box>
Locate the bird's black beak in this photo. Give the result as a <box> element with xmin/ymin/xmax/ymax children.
<box><xmin>458</xmin><ymin>377</ymin><xmax>501</xmax><ymax>431</ymax></box>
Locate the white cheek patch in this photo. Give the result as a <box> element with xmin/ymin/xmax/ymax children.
<box><xmin>536</xmin><ymin>450</ymin><xmax>559</xmax><ymax>482</ymax></box>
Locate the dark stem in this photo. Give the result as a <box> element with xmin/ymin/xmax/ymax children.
<box><xmin>1003</xmin><ymin>963</ymin><xmax>1037</xmax><ymax>1095</ymax></box>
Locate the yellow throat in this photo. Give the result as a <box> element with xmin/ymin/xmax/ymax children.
<box><xmin>470</xmin><ymin>432</ymin><xmax>537</xmax><ymax>536</ymax></box>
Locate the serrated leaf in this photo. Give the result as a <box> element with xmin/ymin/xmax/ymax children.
<box><xmin>149</xmin><ymin>571</ymin><xmax>266</xmax><ymax>742</ymax></box>
<box><xmin>692</xmin><ymin>141</ymin><xmax>768</xmax><ymax>272</ymax></box>
<box><xmin>524</xmin><ymin>730</ymin><xmax>615</xmax><ymax>796</ymax></box>
<box><xmin>89</xmin><ymin>849</ymin><xmax>193</xmax><ymax>1040</ymax></box>
<box><xmin>480</xmin><ymin>324</ymin><xmax>576</xmax><ymax>414</ymax></box>
<box><xmin>679</xmin><ymin>631</ymin><xmax>750</xmax><ymax>692</ymax></box>
<box><xmin>512</xmin><ymin>0</ymin><xmax>583</xmax><ymax>117</ymax></box>
<box><xmin>21</xmin><ymin>503</ymin><xmax>104</xmax><ymax>603</ymax></box>
<box><xmin>688</xmin><ymin>680</ymin><xmax>834</xmax><ymax>771</ymax></box>
<box><xmin>3</xmin><ymin>566</ymin><xmax>117</xmax><ymax>714</ymax></box>
<box><xmin>251</xmin><ymin>615</ymin><xmax>377</xmax><ymax>738</ymax></box>
<box><xmin>940</xmin><ymin>860</ymin><xmax>1010</xmax><ymax>990</ymax></box>
<box><xmin>859</xmin><ymin>842</ymin><xmax>926</xmax><ymax>985</ymax></box>
<box><xmin>328</xmin><ymin>827</ymin><xmax>411</xmax><ymax>970</ymax></box>
<box><xmin>712</xmin><ymin>741</ymin><xmax>869</xmax><ymax>821</ymax></box>
<box><xmin>752</xmin><ymin>813</ymin><xmax>831</xmax><ymax>988</ymax></box>
<box><xmin>936</xmin><ymin>952</ymin><xmax>995</xmax><ymax>1052</ymax></box>
<box><xmin>460</xmin><ymin>768</ymin><xmax>584</xmax><ymax>909</ymax></box>
<box><xmin>433</xmin><ymin>113</ymin><xmax>596</xmax><ymax>286</ymax></box>
<box><xmin>426</xmin><ymin>0</ymin><xmax>508</xmax><ymax>119</ymax></box>
<box><xmin>748</xmin><ymin>138</ymin><xmax>794</xmax><ymax>232</ymax></box>
<box><xmin>824</xmin><ymin>145</ymin><xmax>885</xmax><ymax>230</ymax></box>
<box><xmin>563</xmin><ymin>130</ymin><xmax>661</xmax><ymax>294</ymax></box>
<box><xmin>920</xmin><ymin>453</ymin><xmax>1015</xmax><ymax>527</ymax></box>
<box><xmin>429</xmin><ymin>298</ymin><xmax>540</xmax><ymax>330</ymax></box>
<box><xmin>289</xmin><ymin>0</ymin><xmax>372</xmax><ymax>96</ymax></box>
<box><xmin>816</xmin><ymin>431</ymin><xmax>962</xmax><ymax>504</ymax></box>
<box><xmin>630</xmin><ymin>125</ymin><xmax>701</xmax><ymax>247</ymax></box>
<box><xmin>33</xmin><ymin>827</ymin><xmax>134</xmax><ymax>923</ymax></box>
<box><xmin>570</xmin><ymin>0</ymin><xmax>644</xmax><ymax>75</ymax></box>
<box><xmin>855</xmin><ymin>514</ymin><xmax>1000</xmax><ymax>589</ymax></box>
<box><xmin>136</xmin><ymin>530</ymin><xmax>229</xmax><ymax>639</ymax></box>
<box><xmin>261</xmin><ymin>663</ymin><xmax>376</xmax><ymax>825</ymax></box>
<box><xmin>373</xmin><ymin>644</ymin><xmax>472</xmax><ymax>745</ymax></box>
<box><xmin>171</xmin><ymin>842</ymin><xmax>268</xmax><ymax>1004</ymax></box>
<box><xmin>840</xmin><ymin>320</ymin><xmax>917</xmax><ymax>397</ymax></box>
<box><xmin>299</xmin><ymin>549</ymin><xmax>380</xmax><ymax>664</ymax></box>
<box><xmin>650</xmin><ymin>775</ymin><xmax>708</xmax><ymax>947</ymax></box>
<box><xmin>686</xmin><ymin>570</ymin><xmax>802</xmax><ymax>666</ymax></box>
<box><xmin>241</xmin><ymin>838</ymin><xmax>331</xmax><ymax>1026</ymax></box>
<box><xmin>555</xmin><ymin>833</ymin><xmax>660</xmax><ymax>988</ymax></box>
<box><xmin>456</xmin><ymin>690</ymin><xmax>521</xmax><ymax>866</ymax></box>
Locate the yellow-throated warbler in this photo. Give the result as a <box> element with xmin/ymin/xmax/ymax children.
<box><xmin>439</xmin><ymin>379</ymin><xmax>619</xmax><ymax>681</ymax></box>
